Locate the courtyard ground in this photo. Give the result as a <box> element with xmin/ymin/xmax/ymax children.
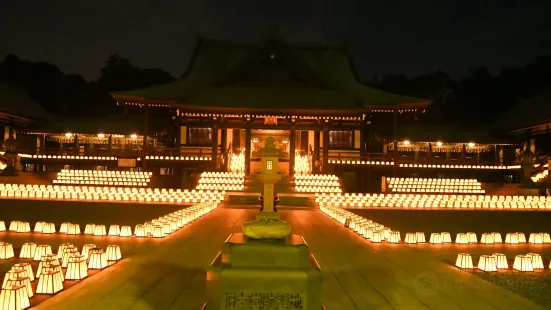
<box><xmin>0</xmin><ymin>205</ymin><xmax>543</xmax><ymax>309</ymax></box>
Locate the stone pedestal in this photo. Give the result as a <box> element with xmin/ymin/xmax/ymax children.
<box><xmin>206</xmin><ymin>233</ymin><xmax>322</xmax><ymax>310</ymax></box>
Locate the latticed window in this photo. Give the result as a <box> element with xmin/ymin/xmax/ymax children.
<box><xmin>188</xmin><ymin>128</ymin><xmax>212</xmax><ymax>145</ymax></box>
<box><xmin>266</xmin><ymin>160</ymin><xmax>273</xmax><ymax>171</ymax></box>
<box><xmin>329</xmin><ymin>130</ymin><xmax>353</xmax><ymax>149</ymax></box>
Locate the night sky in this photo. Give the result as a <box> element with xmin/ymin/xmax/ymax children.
<box><xmin>1</xmin><ymin>0</ymin><xmax>550</xmax><ymax>81</ymax></box>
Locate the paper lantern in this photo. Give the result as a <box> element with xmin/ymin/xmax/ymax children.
<box><xmin>429</xmin><ymin>233</ymin><xmax>442</xmax><ymax>244</ymax></box>
<box><xmin>526</xmin><ymin>253</ymin><xmax>544</xmax><ymax>269</ymax></box>
<box><xmin>84</xmin><ymin>224</ymin><xmax>96</xmax><ymax>235</ymax></box>
<box><xmin>81</xmin><ymin>244</ymin><xmax>96</xmax><ymax>259</ymax></box>
<box><xmin>0</xmin><ymin>243</ymin><xmax>14</xmax><ymax>259</ymax></box>
<box><xmin>8</xmin><ymin>221</ymin><xmax>20</xmax><ymax>232</ymax></box>
<box><xmin>387</xmin><ymin>231</ymin><xmax>401</xmax><ymax>244</ymax></box>
<box><xmin>477</xmin><ymin>255</ymin><xmax>497</xmax><ymax>272</ymax></box>
<box><xmin>19</xmin><ymin>243</ymin><xmax>36</xmax><ymax>259</ymax></box>
<box><xmin>455</xmin><ymin>233</ymin><xmax>469</xmax><ymax>244</ymax></box>
<box><xmin>491</xmin><ymin>232</ymin><xmax>502</xmax><ymax>243</ymax></box>
<box><xmin>93</xmin><ymin>225</ymin><xmax>107</xmax><ymax>236</ymax></box>
<box><xmin>119</xmin><ymin>225</ymin><xmax>132</xmax><ymax>237</ymax></box>
<box><xmin>491</xmin><ymin>253</ymin><xmax>508</xmax><ymax>269</ymax></box>
<box><xmin>516</xmin><ymin>232</ymin><xmax>526</xmax><ymax>243</ymax></box>
<box><xmin>513</xmin><ymin>255</ymin><xmax>533</xmax><ymax>272</ymax></box>
<box><xmin>134</xmin><ymin>224</ymin><xmax>147</xmax><ymax>237</ymax></box>
<box><xmin>144</xmin><ymin>222</ymin><xmax>153</xmax><ymax>235</ymax></box>
<box><xmin>12</xmin><ymin>263</ymin><xmax>34</xmax><ymax>282</ymax></box>
<box><xmin>542</xmin><ymin>233</ymin><xmax>551</xmax><ymax>243</ymax></box>
<box><xmin>529</xmin><ymin>233</ymin><xmax>543</xmax><ymax>244</ymax></box>
<box><xmin>371</xmin><ymin>231</ymin><xmax>384</xmax><ymax>243</ymax></box>
<box><xmin>57</xmin><ymin>243</ymin><xmax>73</xmax><ymax>260</ymax></box>
<box><xmin>0</xmin><ymin>285</ymin><xmax>30</xmax><ymax>310</ymax></box>
<box><xmin>67</xmin><ymin>223</ymin><xmax>81</xmax><ymax>235</ymax></box>
<box><xmin>162</xmin><ymin>223</ymin><xmax>171</xmax><ymax>235</ymax></box>
<box><xmin>480</xmin><ymin>233</ymin><xmax>495</xmax><ymax>244</ymax></box>
<box><xmin>404</xmin><ymin>233</ymin><xmax>417</xmax><ymax>244</ymax></box>
<box><xmin>151</xmin><ymin>225</ymin><xmax>164</xmax><ymax>238</ymax></box>
<box><xmin>3</xmin><ymin>275</ymin><xmax>33</xmax><ymax>298</ymax></box>
<box><xmin>65</xmin><ymin>258</ymin><xmax>88</xmax><ymax>280</ymax></box>
<box><xmin>16</xmin><ymin>222</ymin><xmax>30</xmax><ymax>233</ymax></box>
<box><xmin>415</xmin><ymin>232</ymin><xmax>426</xmax><ymax>243</ymax></box>
<box><xmin>42</xmin><ymin>223</ymin><xmax>56</xmax><ymax>234</ymax></box>
<box><xmin>88</xmin><ymin>249</ymin><xmax>108</xmax><ymax>269</ymax></box>
<box><xmin>2</xmin><ymin>270</ymin><xmax>26</xmax><ymax>288</ymax></box>
<box><xmin>106</xmin><ymin>245</ymin><xmax>122</xmax><ymax>261</ymax></box>
<box><xmin>33</xmin><ymin>245</ymin><xmax>52</xmax><ymax>261</ymax></box>
<box><xmin>441</xmin><ymin>232</ymin><xmax>452</xmax><ymax>243</ymax></box>
<box><xmin>0</xmin><ymin>221</ymin><xmax>5</xmax><ymax>232</ymax></box>
<box><xmin>505</xmin><ymin>233</ymin><xmax>518</xmax><ymax>244</ymax></box>
<box><xmin>61</xmin><ymin>249</ymin><xmax>79</xmax><ymax>268</ymax></box>
<box><xmin>455</xmin><ymin>253</ymin><xmax>473</xmax><ymax>269</ymax></box>
<box><xmin>466</xmin><ymin>232</ymin><xmax>478</xmax><ymax>243</ymax></box>
<box><xmin>33</xmin><ymin>221</ymin><xmax>45</xmax><ymax>233</ymax></box>
<box><xmin>36</xmin><ymin>270</ymin><xmax>64</xmax><ymax>294</ymax></box>
<box><xmin>59</xmin><ymin>222</ymin><xmax>71</xmax><ymax>234</ymax></box>
<box><xmin>48</xmin><ymin>263</ymin><xmax>64</xmax><ymax>282</ymax></box>
<box><xmin>108</xmin><ymin>225</ymin><xmax>120</xmax><ymax>236</ymax></box>
<box><xmin>36</xmin><ymin>258</ymin><xmax>55</xmax><ymax>278</ymax></box>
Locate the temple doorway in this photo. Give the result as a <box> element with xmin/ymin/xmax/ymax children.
<box><xmin>250</xmin><ymin>129</ymin><xmax>290</xmax><ymax>174</ymax></box>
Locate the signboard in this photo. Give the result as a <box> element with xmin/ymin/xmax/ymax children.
<box><xmin>118</xmin><ymin>158</ymin><xmax>137</xmax><ymax>168</ymax></box>
<box><xmin>264</xmin><ymin>116</ymin><xmax>277</xmax><ymax>125</ymax></box>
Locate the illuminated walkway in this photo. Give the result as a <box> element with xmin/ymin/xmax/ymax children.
<box><xmin>35</xmin><ymin>208</ymin><xmax>541</xmax><ymax>310</ymax></box>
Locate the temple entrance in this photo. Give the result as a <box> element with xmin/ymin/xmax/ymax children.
<box><xmin>250</xmin><ymin>129</ymin><xmax>290</xmax><ymax>174</ymax></box>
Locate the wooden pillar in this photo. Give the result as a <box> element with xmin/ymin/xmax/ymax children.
<box><xmin>461</xmin><ymin>143</ymin><xmax>466</xmax><ymax>161</ymax></box>
<box><xmin>108</xmin><ymin>135</ymin><xmax>113</xmax><ymax>152</ymax></box>
<box><xmin>300</xmin><ymin>130</ymin><xmax>309</xmax><ymax>153</ymax></box>
<box><xmin>73</xmin><ymin>134</ymin><xmax>79</xmax><ymax>155</ymax></box>
<box><xmin>221</xmin><ymin>128</ymin><xmax>228</xmax><ymax>171</ymax></box>
<box><xmin>40</xmin><ymin>134</ymin><xmax>46</xmax><ymax>153</ymax></box>
<box><xmin>211</xmin><ymin>123</ymin><xmax>219</xmax><ymax>170</ymax></box>
<box><xmin>428</xmin><ymin>142</ymin><xmax>432</xmax><ymax>159</ymax></box>
<box><xmin>233</xmin><ymin>129</ymin><xmax>241</xmax><ymax>154</ymax></box>
<box><xmin>392</xmin><ymin>109</ymin><xmax>398</xmax><ymax>177</ymax></box>
<box><xmin>314</xmin><ymin>129</ymin><xmax>320</xmax><ymax>173</ymax></box>
<box><xmin>289</xmin><ymin>125</ymin><xmax>296</xmax><ymax>175</ymax></box>
<box><xmin>143</xmin><ymin>105</ymin><xmax>149</xmax><ymax>152</ymax></box>
<box><xmin>322</xmin><ymin>126</ymin><xmax>329</xmax><ymax>173</ymax></box>
<box><xmin>360</xmin><ymin>121</ymin><xmax>367</xmax><ymax>155</ymax></box>
<box><xmin>245</xmin><ymin>127</ymin><xmax>251</xmax><ymax>175</ymax></box>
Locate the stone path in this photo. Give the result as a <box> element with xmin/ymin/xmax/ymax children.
<box><xmin>34</xmin><ymin>208</ymin><xmax>542</xmax><ymax>310</ymax></box>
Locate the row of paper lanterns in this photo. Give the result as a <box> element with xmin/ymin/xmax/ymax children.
<box><xmin>456</xmin><ymin>252</ymin><xmax>548</xmax><ymax>272</ymax></box>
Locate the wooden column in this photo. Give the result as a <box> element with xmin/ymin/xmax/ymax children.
<box><xmin>211</xmin><ymin>123</ymin><xmax>219</xmax><ymax>170</ymax></box>
<box><xmin>314</xmin><ymin>129</ymin><xmax>320</xmax><ymax>173</ymax></box>
<box><xmin>73</xmin><ymin>134</ymin><xmax>79</xmax><ymax>155</ymax></box>
<box><xmin>108</xmin><ymin>135</ymin><xmax>113</xmax><ymax>152</ymax></box>
<box><xmin>221</xmin><ymin>128</ymin><xmax>228</xmax><ymax>171</ymax></box>
<box><xmin>360</xmin><ymin>120</ymin><xmax>367</xmax><ymax>155</ymax></box>
<box><xmin>245</xmin><ymin>127</ymin><xmax>252</xmax><ymax>175</ymax></box>
<box><xmin>40</xmin><ymin>134</ymin><xmax>46</xmax><ymax>153</ymax></box>
<box><xmin>461</xmin><ymin>143</ymin><xmax>466</xmax><ymax>161</ymax></box>
<box><xmin>428</xmin><ymin>142</ymin><xmax>432</xmax><ymax>159</ymax></box>
<box><xmin>392</xmin><ymin>109</ymin><xmax>398</xmax><ymax>177</ymax></box>
<box><xmin>232</xmin><ymin>129</ymin><xmax>241</xmax><ymax>154</ymax></box>
<box><xmin>143</xmin><ymin>104</ymin><xmax>149</xmax><ymax>152</ymax></box>
<box><xmin>289</xmin><ymin>125</ymin><xmax>296</xmax><ymax>175</ymax></box>
<box><xmin>322</xmin><ymin>126</ymin><xmax>329</xmax><ymax>173</ymax></box>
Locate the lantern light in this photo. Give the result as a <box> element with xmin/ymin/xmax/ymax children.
<box><xmin>106</xmin><ymin>245</ymin><xmax>122</xmax><ymax>261</ymax></box>
<box><xmin>429</xmin><ymin>233</ymin><xmax>442</xmax><ymax>244</ymax></box>
<box><xmin>526</xmin><ymin>253</ymin><xmax>544</xmax><ymax>269</ymax></box>
<box><xmin>119</xmin><ymin>226</ymin><xmax>132</xmax><ymax>237</ymax></box>
<box><xmin>36</xmin><ymin>270</ymin><xmax>64</xmax><ymax>294</ymax></box>
<box><xmin>404</xmin><ymin>233</ymin><xmax>417</xmax><ymax>244</ymax></box>
<box><xmin>81</xmin><ymin>244</ymin><xmax>96</xmax><ymax>259</ymax></box>
<box><xmin>415</xmin><ymin>232</ymin><xmax>426</xmax><ymax>243</ymax></box>
<box><xmin>455</xmin><ymin>253</ymin><xmax>473</xmax><ymax>269</ymax></box>
<box><xmin>387</xmin><ymin>231</ymin><xmax>401</xmax><ymax>244</ymax></box>
<box><xmin>513</xmin><ymin>255</ymin><xmax>533</xmax><ymax>272</ymax></box>
<box><xmin>441</xmin><ymin>232</ymin><xmax>452</xmax><ymax>243</ymax></box>
<box><xmin>477</xmin><ymin>255</ymin><xmax>497</xmax><ymax>272</ymax></box>
<box><xmin>455</xmin><ymin>233</ymin><xmax>469</xmax><ymax>244</ymax></box>
<box><xmin>19</xmin><ymin>243</ymin><xmax>37</xmax><ymax>259</ymax></box>
<box><xmin>0</xmin><ymin>285</ymin><xmax>30</xmax><ymax>309</ymax></box>
<box><xmin>13</xmin><ymin>263</ymin><xmax>34</xmax><ymax>282</ymax></box>
<box><xmin>88</xmin><ymin>248</ymin><xmax>108</xmax><ymax>270</ymax></box>
<box><xmin>65</xmin><ymin>257</ymin><xmax>88</xmax><ymax>280</ymax></box>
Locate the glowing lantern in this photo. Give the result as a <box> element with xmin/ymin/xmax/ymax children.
<box><xmin>3</xmin><ymin>274</ymin><xmax>33</xmax><ymax>298</ymax></box>
<box><xmin>492</xmin><ymin>253</ymin><xmax>508</xmax><ymax>269</ymax></box>
<box><xmin>108</xmin><ymin>225</ymin><xmax>120</xmax><ymax>236</ymax></box>
<box><xmin>32</xmin><ymin>245</ymin><xmax>52</xmax><ymax>261</ymax></box>
<box><xmin>491</xmin><ymin>232</ymin><xmax>502</xmax><ymax>243</ymax></box>
<box><xmin>135</xmin><ymin>224</ymin><xmax>147</xmax><ymax>237</ymax></box>
<box><xmin>36</xmin><ymin>258</ymin><xmax>55</xmax><ymax>278</ymax></box>
<box><xmin>93</xmin><ymin>225</ymin><xmax>107</xmax><ymax>236</ymax></box>
<box><xmin>42</xmin><ymin>223</ymin><xmax>56</xmax><ymax>234</ymax></box>
<box><xmin>441</xmin><ymin>232</ymin><xmax>452</xmax><ymax>243</ymax></box>
<box><xmin>477</xmin><ymin>255</ymin><xmax>497</xmax><ymax>272</ymax></box>
<box><xmin>542</xmin><ymin>233</ymin><xmax>551</xmax><ymax>243</ymax></box>
<box><xmin>151</xmin><ymin>226</ymin><xmax>164</xmax><ymax>238</ymax></box>
<box><xmin>505</xmin><ymin>233</ymin><xmax>519</xmax><ymax>244</ymax></box>
<box><xmin>455</xmin><ymin>253</ymin><xmax>473</xmax><ymax>269</ymax></box>
<box><xmin>12</xmin><ymin>263</ymin><xmax>34</xmax><ymax>282</ymax></box>
<box><xmin>36</xmin><ymin>270</ymin><xmax>64</xmax><ymax>294</ymax></box>
<box><xmin>59</xmin><ymin>222</ymin><xmax>71</xmax><ymax>234</ymax></box>
<box><xmin>480</xmin><ymin>233</ymin><xmax>494</xmax><ymax>244</ymax></box>
<box><xmin>0</xmin><ymin>221</ymin><xmax>5</xmax><ymax>231</ymax></box>
<box><xmin>61</xmin><ymin>249</ymin><xmax>79</xmax><ymax>268</ymax></box>
<box><xmin>415</xmin><ymin>232</ymin><xmax>426</xmax><ymax>243</ymax></box>
<box><xmin>429</xmin><ymin>233</ymin><xmax>442</xmax><ymax>244</ymax></box>
<box><xmin>17</xmin><ymin>243</ymin><xmax>36</xmax><ymax>260</ymax></box>
<box><xmin>65</xmin><ymin>258</ymin><xmax>88</xmax><ymax>280</ymax></box>
<box><xmin>106</xmin><ymin>245</ymin><xmax>122</xmax><ymax>261</ymax></box>
<box><xmin>68</xmin><ymin>223</ymin><xmax>81</xmax><ymax>235</ymax></box>
<box><xmin>466</xmin><ymin>232</ymin><xmax>477</xmax><ymax>243</ymax></box>
<box><xmin>404</xmin><ymin>233</ymin><xmax>417</xmax><ymax>244</ymax></box>
<box><xmin>8</xmin><ymin>221</ymin><xmax>20</xmax><ymax>232</ymax></box>
<box><xmin>0</xmin><ymin>243</ymin><xmax>14</xmax><ymax>259</ymax></box>
<box><xmin>84</xmin><ymin>224</ymin><xmax>96</xmax><ymax>235</ymax></box>
<box><xmin>455</xmin><ymin>233</ymin><xmax>469</xmax><ymax>244</ymax></box>
<box><xmin>16</xmin><ymin>222</ymin><xmax>30</xmax><ymax>233</ymax></box>
<box><xmin>2</xmin><ymin>270</ymin><xmax>26</xmax><ymax>288</ymax></box>
<box><xmin>526</xmin><ymin>253</ymin><xmax>544</xmax><ymax>269</ymax></box>
<box><xmin>81</xmin><ymin>244</ymin><xmax>96</xmax><ymax>259</ymax></box>
<box><xmin>371</xmin><ymin>231</ymin><xmax>384</xmax><ymax>243</ymax></box>
<box><xmin>516</xmin><ymin>232</ymin><xmax>526</xmax><ymax>243</ymax></box>
<box><xmin>0</xmin><ymin>285</ymin><xmax>30</xmax><ymax>309</ymax></box>
<box><xmin>56</xmin><ymin>243</ymin><xmax>73</xmax><ymax>260</ymax></box>
<box><xmin>513</xmin><ymin>255</ymin><xmax>533</xmax><ymax>272</ymax></box>
<box><xmin>529</xmin><ymin>233</ymin><xmax>543</xmax><ymax>244</ymax></box>
<box><xmin>33</xmin><ymin>222</ymin><xmax>45</xmax><ymax>233</ymax></box>
<box><xmin>119</xmin><ymin>226</ymin><xmax>132</xmax><ymax>237</ymax></box>
<box><xmin>87</xmin><ymin>248</ymin><xmax>108</xmax><ymax>270</ymax></box>
<box><xmin>387</xmin><ymin>231</ymin><xmax>401</xmax><ymax>243</ymax></box>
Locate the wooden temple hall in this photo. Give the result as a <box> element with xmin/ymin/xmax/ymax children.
<box><xmin>2</xmin><ymin>28</ymin><xmax>523</xmax><ymax>180</ymax></box>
